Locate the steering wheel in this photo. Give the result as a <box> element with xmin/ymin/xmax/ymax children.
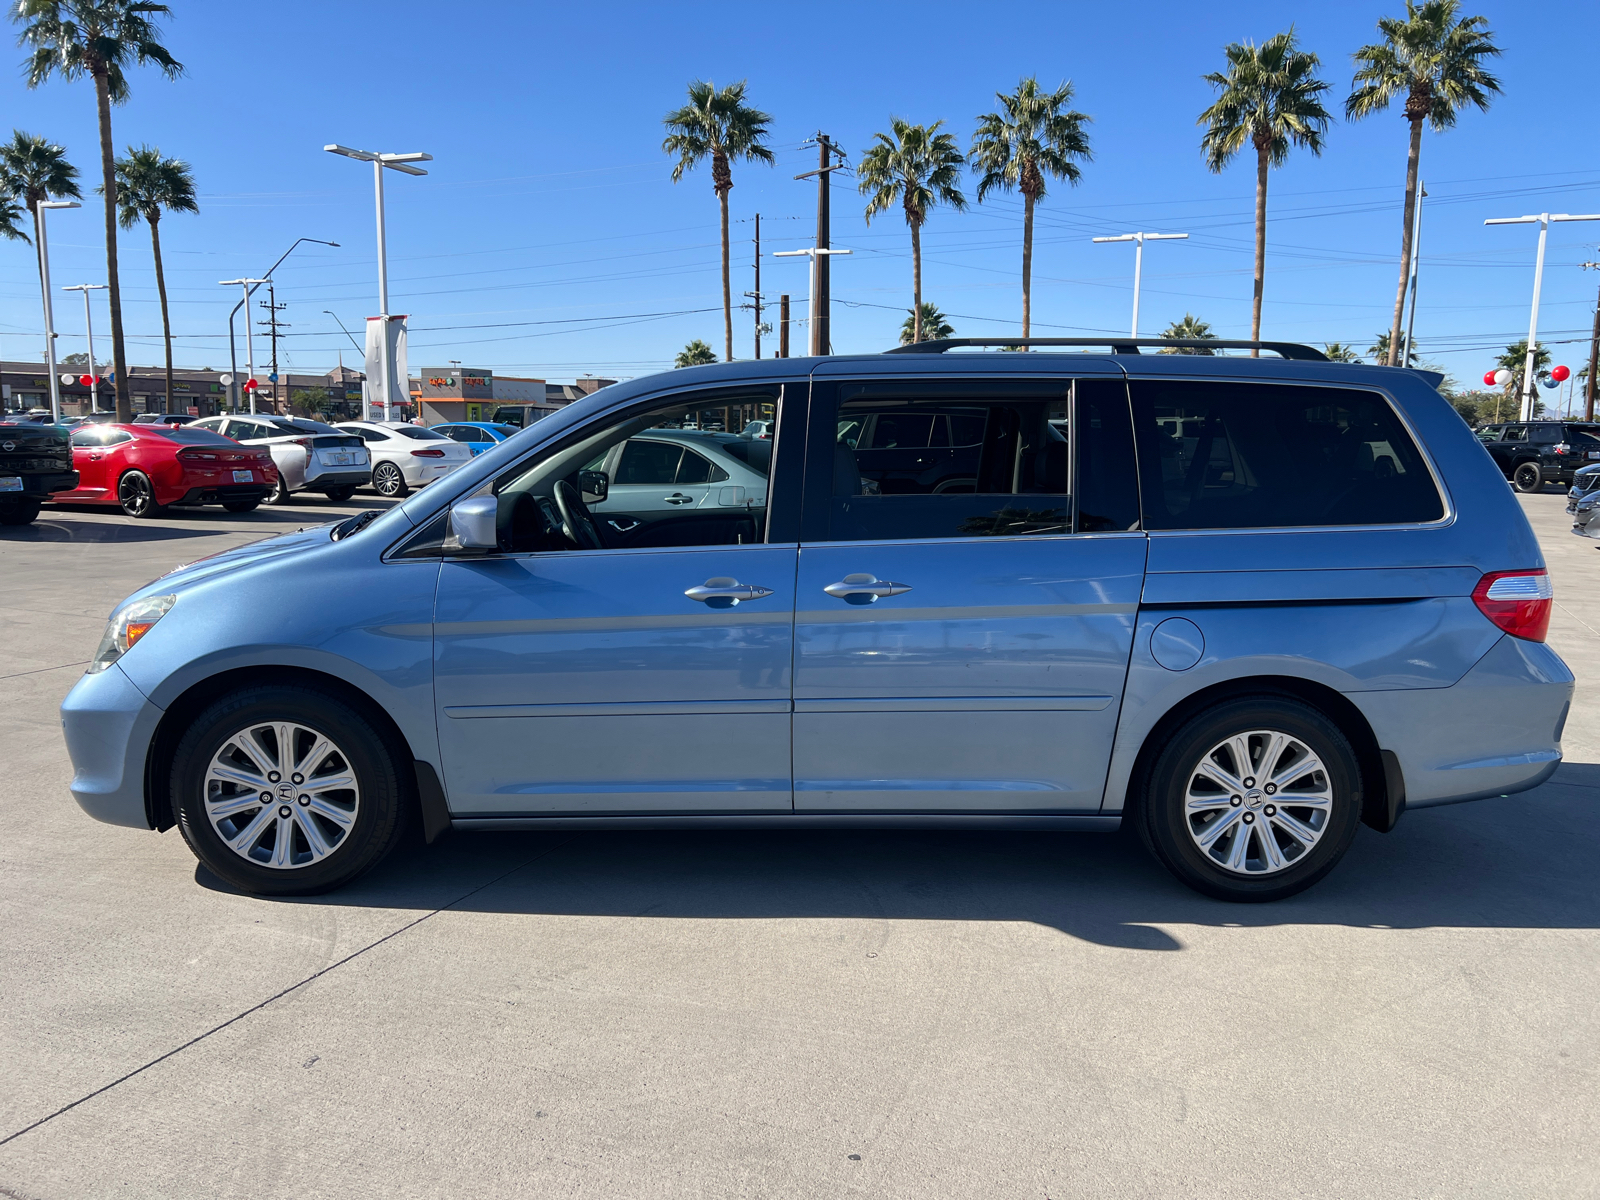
<box><xmin>552</xmin><ymin>478</ymin><xmax>605</xmax><ymax>549</ymax></box>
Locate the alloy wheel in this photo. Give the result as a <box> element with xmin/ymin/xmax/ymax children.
<box><xmin>118</xmin><ymin>472</ymin><xmax>155</xmax><ymax>517</ymax></box>
<box><xmin>373</xmin><ymin>462</ymin><xmax>405</xmax><ymax>497</ymax></box>
<box><xmin>1183</xmin><ymin>728</ymin><xmax>1332</xmax><ymax>876</ymax></box>
<box><xmin>203</xmin><ymin>721</ymin><xmax>361</xmax><ymax>869</ymax></box>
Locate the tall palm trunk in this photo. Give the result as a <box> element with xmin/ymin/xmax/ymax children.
<box><xmin>718</xmin><ymin>189</ymin><xmax>732</xmax><ymax>362</ymax></box>
<box><xmin>911</xmin><ymin>219</ymin><xmax>923</xmax><ymax>342</ymax></box>
<box><xmin>1251</xmin><ymin>142</ymin><xmax>1269</xmax><ymax>356</ymax></box>
<box><xmin>1021</xmin><ymin>191</ymin><xmax>1035</xmax><ymax>341</ymax></box>
<box><xmin>149</xmin><ymin>216</ymin><xmax>174</xmax><ymax>410</ymax></box>
<box><xmin>93</xmin><ymin>69</ymin><xmax>130</xmax><ymax>423</ymax></box>
<box><xmin>1387</xmin><ymin>116</ymin><xmax>1424</xmax><ymax>366</ymax></box>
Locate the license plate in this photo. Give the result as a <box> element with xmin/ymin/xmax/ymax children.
<box><xmin>322</xmin><ymin>451</ymin><xmax>355</xmax><ymax>466</ymax></box>
<box><xmin>0</xmin><ymin>476</ymin><xmax>21</xmax><ymax>492</ymax></box>
<box><xmin>232</xmin><ymin>469</ymin><xmax>253</xmax><ymax>483</ymax></box>
<box><xmin>1588</xmin><ymin>452</ymin><xmax>1600</xmax><ymax>460</ymax></box>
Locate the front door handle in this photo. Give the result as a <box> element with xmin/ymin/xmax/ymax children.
<box><xmin>685</xmin><ymin>577</ymin><xmax>775</xmax><ymax>608</ymax></box>
<box><xmin>664</xmin><ymin>492</ymin><xmax>696</xmax><ymax>505</ymax></box>
<box><xmin>823</xmin><ymin>573</ymin><xmax>913</xmax><ymax>605</ymax></box>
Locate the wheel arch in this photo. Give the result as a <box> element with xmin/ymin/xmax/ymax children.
<box><xmin>1120</xmin><ymin>674</ymin><xmax>1398</xmax><ymax>835</ymax></box>
<box><xmin>145</xmin><ymin>665</ymin><xmax>425</xmax><ymax>833</ymax></box>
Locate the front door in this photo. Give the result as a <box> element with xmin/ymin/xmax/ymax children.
<box><xmin>432</xmin><ymin>383</ymin><xmax>800</xmax><ymax>816</ymax></box>
<box><xmin>792</xmin><ymin>372</ymin><xmax>1145</xmax><ymax>813</ymax></box>
<box><xmin>62</xmin><ymin>426</ymin><xmax>130</xmax><ymax>500</ymax></box>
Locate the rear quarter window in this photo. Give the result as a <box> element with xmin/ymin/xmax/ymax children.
<box><xmin>1130</xmin><ymin>380</ymin><xmax>1444</xmax><ymax>529</ymax></box>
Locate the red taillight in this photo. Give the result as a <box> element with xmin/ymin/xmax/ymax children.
<box><xmin>411</xmin><ymin>448</ymin><xmax>446</xmax><ymax>458</ymax></box>
<box><xmin>1555</xmin><ymin>443</ymin><xmax>1570</xmax><ymax>456</ymax></box>
<box><xmin>177</xmin><ymin>449</ymin><xmax>217</xmax><ymax>461</ymax></box>
<box><xmin>1472</xmin><ymin>569</ymin><xmax>1553</xmax><ymax>641</ymax></box>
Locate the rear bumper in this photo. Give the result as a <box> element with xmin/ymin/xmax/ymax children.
<box><xmin>61</xmin><ymin>662</ymin><xmax>163</xmax><ymax>829</ymax></box>
<box><xmin>0</xmin><ymin>470</ymin><xmax>77</xmax><ymax>499</ymax></box>
<box><xmin>1349</xmin><ymin>635</ymin><xmax>1573</xmax><ymax>810</ymax></box>
<box><xmin>299</xmin><ymin>468</ymin><xmax>371</xmax><ymax>492</ymax></box>
<box><xmin>171</xmin><ymin>482</ymin><xmax>270</xmax><ymax>506</ymax></box>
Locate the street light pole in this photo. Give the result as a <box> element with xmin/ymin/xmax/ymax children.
<box><xmin>1582</xmin><ymin>259</ymin><xmax>1600</xmax><ymax>423</ymax></box>
<box><xmin>324</xmin><ymin>145</ymin><xmax>432</xmax><ymax>420</ymax></box>
<box><xmin>774</xmin><ymin>248</ymin><xmax>852</xmax><ymax>354</ymax></box>
<box><xmin>220</xmin><ymin>279</ymin><xmax>266</xmax><ymax>413</ymax></box>
<box><xmin>1091</xmin><ymin>231</ymin><xmax>1189</xmax><ymax>338</ymax></box>
<box><xmin>1402</xmin><ymin>183</ymin><xmax>1427</xmax><ymax>367</ymax></box>
<box><xmin>226</xmin><ymin>238</ymin><xmax>339</xmax><ymax>415</ymax></box>
<box><xmin>36</xmin><ymin>199</ymin><xmax>80</xmax><ymax>424</ymax></box>
<box><xmin>62</xmin><ymin>283</ymin><xmax>108</xmax><ymax>412</ymax></box>
<box><xmin>1486</xmin><ymin>212</ymin><xmax>1600</xmax><ymax>419</ymax></box>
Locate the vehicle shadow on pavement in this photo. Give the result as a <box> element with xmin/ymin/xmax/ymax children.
<box><xmin>0</xmin><ymin>518</ymin><xmax>224</xmax><ymax>544</ymax></box>
<box><xmin>200</xmin><ymin>763</ymin><xmax>1600</xmax><ymax>951</ymax></box>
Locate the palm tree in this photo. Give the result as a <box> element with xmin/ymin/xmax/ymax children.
<box><xmin>1347</xmin><ymin>2</ymin><xmax>1501</xmax><ymax>365</ymax></box>
<box><xmin>111</xmin><ymin>145</ymin><xmax>195</xmax><ymax>414</ymax></box>
<box><xmin>1494</xmin><ymin>339</ymin><xmax>1550</xmax><ymax>419</ymax></box>
<box><xmin>0</xmin><ymin>131</ymin><xmax>81</xmax><ymax>275</ymax></box>
<box><xmin>1323</xmin><ymin>341</ymin><xmax>1361</xmax><ymax>362</ymax></box>
<box><xmin>859</xmin><ymin>119</ymin><xmax>966</xmax><ymax>344</ymax></box>
<box><xmin>969</xmin><ymin>78</ymin><xmax>1092</xmax><ymax>341</ymax></box>
<box><xmin>674</xmin><ymin>339</ymin><xmax>717</xmax><ymax>368</ymax></box>
<box><xmin>14</xmin><ymin>1</ymin><xmax>184</xmax><ymax>422</ymax></box>
<box><xmin>1368</xmin><ymin>330</ymin><xmax>1420</xmax><ymax>365</ymax></box>
<box><xmin>0</xmin><ymin>191</ymin><xmax>28</xmax><ymax>244</ymax></box>
<box><xmin>899</xmin><ymin>302</ymin><xmax>955</xmax><ymax>345</ymax></box>
<box><xmin>1158</xmin><ymin>313</ymin><xmax>1218</xmax><ymax>354</ymax></box>
<box><xmin>662</xmin><ymin>80</ymin><xmax>774</xmax><ymax>364</ymax></box>
<box><xmin>1199</xmin><ymin>30</ymin><xmax>1331</xmax><ymax>351</ymax></box>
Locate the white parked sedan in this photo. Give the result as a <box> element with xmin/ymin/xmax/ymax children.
<box><xmin>334</xmin><ymin>421</ymin><xmax>474</xmax><ymax>497</ymax></box>
<box><xmin>191</xmin><ymin>414</ymin><xmax>371</xmax><ymax>504</ymax></box>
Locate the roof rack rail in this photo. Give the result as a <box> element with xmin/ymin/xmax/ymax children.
<box><xmin>884</xmin><ymin>337</ymin><xmax>1329</xmax><ymax>361</ymax></box>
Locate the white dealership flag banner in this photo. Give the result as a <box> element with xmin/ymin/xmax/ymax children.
<box><xmin>363</xmin><ymin>315</ymin><xmax>410</xmax><ymax>419</ymax></box>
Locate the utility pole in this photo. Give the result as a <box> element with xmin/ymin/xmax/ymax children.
<box><xmin>1402</xmin><ymin>182</ymin><xmax>1427</xmax><ymax>367</ymax></box>
<box><xmin>779</xmin><ymin>294</ymin><xmax>790</xmax><ymax>358</ymax></box>
<box><xmin>795</xmin><ymin>135</ymin><xmax>848</xmax><ymax>355</ymax></box>
<box><xmin>259</xmin><ymin>281</ymin><xmax>289</xmax><ymax>411</ymax></box>
<box><xmin>1583</xmin><ymin>258</ymin><xmax>1600</xmax><ymax>422</ymax></box>
<box><xmin>743</xmin><ymin>213</ymin><xmax>763</xmax><ymax>359</ymax></box>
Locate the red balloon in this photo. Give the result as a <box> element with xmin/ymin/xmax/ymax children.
<box><xmin>79</xmin><ymin>374</ymin><xmax>93</xmax><ymax>386</ymax></box>
<box><xmin>1552</xmin><ymin>365</ymin><xmax>1571</xmax><ymax>383</ymax></box>
<box><xmin>1484</xmin><ymin>370</ymin><xmax>1497</xmax><ymax>385</ymax></box>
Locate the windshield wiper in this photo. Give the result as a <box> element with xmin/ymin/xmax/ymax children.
<box><xmin>331</xmin><ymin>510</ymin><xmax>382</xmax><ymax>541</ymax></box>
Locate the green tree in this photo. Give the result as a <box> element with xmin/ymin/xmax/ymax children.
<box><xmin>1158</xmin><ymin>313</ymin><xmax>1218</xmax><ymax>354</ymax></box>
<box><xmin>1199</xmin><ymin>30</ymin><xmax>1331</xmax><ymax>350</ymax></box>
<box><xmin>290</xmin><ymin>386</ymin><xmax>332</xmax><ymax>418</ymax></box>
<box><xmin>662</xmin><ymin>80</ymin><xmax>774</xmax><ymax>364</ymax></box>
<box><xmin>1368</xmin><ymin>330</ymin><xmax>1420</xmax><ymax>366</ymax></box>
<box><xmin>899</xmin><ymin>302</ymin><xmax>955</xmax><ymax>345</ymax></box>
<box><xmin>1347</xmin><ymin>2</ymin><xmax>1501</xmax><ymax>365</ymax></box>
<box><xmin>15</xmin><ymin>0</ymin><xmax>184</xmax><ymax>423</ymax></box>
<box><xmin>111</xmin><ymin>145</ymin><xmax>196</xmax><ymax>417</ymax></box>
<box><xmin>0</xmin><ymin>131</ymin><xmax>81</xmax><ymax>272</ymax></box>
<box><xmin>969</xmin><ymin>78</ymin><xmax>1092</xmax><ymax>341</ymax></box>
<box><xmin>0</xmin><ymin>190</ymin><xmax>26</xmax><ymax>244</ymax></box>
<box><xmin>1493</xmin><ymin>339</ymin><xmax>1550</xmax><ymax>419</ymax></box>
<box><xmin>860</xmin><ymin>119</ymin><xmax>966</xmax><ymax>344</ymax></box>
<box><xmin>1323</xmin><ymin>341</ymin><xmax>1361</xmax><ymax>362</ymax></box>
<box><xmin>674</xmin><ymin>339</ymin><xmax>717</xmax><ymax>368</ymax></box>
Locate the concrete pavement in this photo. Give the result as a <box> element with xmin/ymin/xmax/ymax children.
<box><xmin>0</xmin><ymin>491</ymin><xmax>1595</xmax><ymax>1199</ymax></box>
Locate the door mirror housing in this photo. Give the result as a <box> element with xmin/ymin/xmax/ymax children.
<box><xmin>448</xmin><ymin>495</ymin><xmax>499</xmax><ymax>552</ymax></box>
<box><xmin>579</xmin><ymin>469</ymin><xmax>609</xmax><ymax>503</ymax></box>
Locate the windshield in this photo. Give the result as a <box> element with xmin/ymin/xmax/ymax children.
<box><xmin>393</xmin><ymin>426</ymin><xmax>449</xmax><ymax>440</ymax></box>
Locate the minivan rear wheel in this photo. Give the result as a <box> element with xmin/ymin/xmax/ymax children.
<box><xmin>1513</xmin><ymin>462</ymin><xmax>1544</xmax><ymax>493</ymax></box>
<box><xmin>1138</xmin><ymin>697</ymin><xmax>1362</xmax><ymax>902</ymax></box>
<box><xmin>171</xmin><ymin>685</ymin><xmax>409</xmax><ymax>895</ymax></box>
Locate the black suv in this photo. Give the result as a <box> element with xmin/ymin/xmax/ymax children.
<box><xmin>0</xmin><ymin>419</ymin><xmax>77</xmax><ymax>525</ymax></box>
<box><xmin>1475</xmin><ymin>420</ymin><xmax>1600</xmax><ymax>492</ymax></box>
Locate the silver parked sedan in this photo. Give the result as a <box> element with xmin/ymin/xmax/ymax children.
<box><xmin>335</xmin><ymin>421</ymin><xmax>473</xmax><ymax>498</ymax></box>
<box><xmin>191</xmin><ymin>414</ymin><xmax>371</xmax><ymax>503</ymax></box>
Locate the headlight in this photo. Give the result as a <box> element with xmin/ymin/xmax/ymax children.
<box><xmin>87</xmin><ymin>594</ymin><xmax>176</xmax><ymax>675</ymax></box>
<box><xmin>1580</xmin><ymin>495</ymin><xmax>1600</xmax><ymax>513</ymax></box>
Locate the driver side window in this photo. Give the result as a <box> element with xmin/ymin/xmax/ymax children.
<box><xmin>488</xmin><ymin>388</ymin><xmax>781</xmax><ymax>554</ymax></box>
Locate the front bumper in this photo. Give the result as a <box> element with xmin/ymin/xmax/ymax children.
<box><xmin>1350</xmin><ymin>634</ymin><xmax>1573</xmax><ymax>809</ymax></box>
<box><xmin>61</xmin><ymin>662</ymin><xmax>164</xmax><ymax>829</ymax></box>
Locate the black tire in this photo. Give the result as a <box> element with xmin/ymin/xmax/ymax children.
<box><xmin>171</xmin><ymin>684</ymin><xmax>411</xmax><ymax>896</ymax></box>
<box><xmin>1137</xmin><ymin>696</ymin><xmax>1362</xmax><ymax>902</ymax></box>
<box><xmin>370</xmin><ymin>462</ymin><xmax>408</xmax><ymax>498</ymax></box>
<box><xmin>221</xmin><ymin>499</ymin><xmax>260</xmax><ymax>514</ymax></box>
<box><xmin>264</xmin><ymin>474</ymin><xmax>293</xmax><ymax>505</ymax></box>
<box><xmin>0</xmin><ymin>497</ymin><xmax>41</xmax><ymax>526</ymax></box>
<box><xmin>1513</xmin><ymin>461</ymin><xmax>1544</xmax><ymax>493</ymax></box>
<box><xmin>117</xmin><ymin>470</ymin><xmax>164</xmax><ymax>519</ymax></box>
<box><xmin>323</xmin><ymin>485</ymin><xmax>358</xmax><ymax>502</ymax></box>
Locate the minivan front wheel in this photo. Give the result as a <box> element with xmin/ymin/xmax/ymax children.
<box><xmin>171</xmin><ymin>685</ymin><xmax>409</xmax><ymax>895</ymax></box>
<box><xmin>1139</xmin><ymin>697</ymin><xmax>1362</xmax><ymax>902</ymax></box>
<box><xmin>1513</xmin><ymin>462</ymin><xmax>1544</xmax><ymax>493</ymax></box>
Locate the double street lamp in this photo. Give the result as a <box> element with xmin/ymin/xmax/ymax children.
<box><xmin>61</xmin><ymin>283</ymin><xmax>108</xmax><ymax>413</ymax></box>
<box><xmin>1091</xmin><ymin>231</ymin><xmax>1189</xmax><ymax>338</ymax></box>
<box><xmin>35</xmin><ymin>198</ymin><xmax>80</xmax><ymax>423</ymax></box>
<box><xmin>224</xmin><ymin>237</ymin><xmax>340</xmax><ymax>414</ymax></box>
<box><xmin>219</xmin><ymin>278</ymin><xmax>267</xmax><ymax>413</ymax></box>
<box><xmin>324</xmin><ymin>144</ymin><xmax>432</xmax><ymax>420</ymax></box>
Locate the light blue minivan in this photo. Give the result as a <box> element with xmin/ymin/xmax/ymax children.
<box><xmin>61</xmin><ymin>338</ymin><xmax>1573</xmax><ymax>902</ymax></box>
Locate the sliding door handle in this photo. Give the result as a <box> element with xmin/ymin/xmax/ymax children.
<box><xmin>823</xmin><ymin>573</ymin><xmax>913</xmax><ymax>604</ymax></box>
<box><xmin>685</xmin><ymin>577</ymin><xmax>775</xmax><ymax>608</ymax></box>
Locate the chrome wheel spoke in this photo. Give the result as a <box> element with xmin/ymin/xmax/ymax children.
<box><xmin>1184</xmin><ymin>726</ymin><xmax>1336</xmax><ymax>878</ymax></box>
<box><xmin>296</xmin><ymin>736</ymin><xmax>333</xmax><ymax>777</ymax></box>
<box><xmin>231</xmin><ymin>731</ymin><xmax>276</xmax><ymax>779</ymax></box>
<box><xmin>306</xmin><ymin>795</ymin><xmax>356</xmax><ymax>829</ymax></box>
<box><xmin>270</xmin><ymin>813</ymin><xmax>296</xmax><ymax>868</ymax></box>
<box><xmin>208</xmin><ymin>762</ymin><xmax>265</xmax><ymax>790</ymax></box>
<box><xmin>226</xmin><ymin>807</ymin><xmax>273</xmax><ymax>856</ymax></box>
<box><xmin>1196</xmin><ymin>760</ymin><xmax>1243</xmax><ymax>793</ymax></box>
<box><xmin>1269</xmin><ymin>808</ymin><xmax>1322</xmax><ymax>848</ymax></box>
<box><xmin>1224</xmin><ymin>821</ymin><xmax>1255</xmax><ymax>871</ymax></box>
<box><xmin>1195</xmin><ymin>807</ymin><xmax>1243</xmax><ymax>849</ymax></box>
<box><xmin>206</xmin><ymin>719</ymin><xmax>360</xmax><ymax>871</ymax></box>
<box><xmin>207</xmin><ymin>791</ymin><xmax>265</xmax><ymax>819</ymax></box>
<box><xmin>306</xmin><ymin>771</ymin><xmax>356</xmax><ymax>793</ymax></box>
<box><xmin>294</xmin><ymin>808</ymin><xmax>332</xmax><ymax>859</ymax></box>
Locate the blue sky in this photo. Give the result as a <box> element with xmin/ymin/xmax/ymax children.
<box><xmin>3</xmin><ymin>0</ymin><xmax>1598</xmax><ymax>394</ymax></box>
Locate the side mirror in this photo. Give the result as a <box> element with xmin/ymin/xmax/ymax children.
<box><xmin>448</xmin><ymin>495</ymin><xmax>499</xmax><ymax>552</ymax></box>
<box><xmin>579</xmin><ymin>469</ymin><xmax>609</xmax><ymax>503</ymax></box>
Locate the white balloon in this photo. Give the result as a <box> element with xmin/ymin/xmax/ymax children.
<box><xmin>59</xmin><ymin>373</ymin><xmax>74</xmax><ymax>385</ymax></box>
<box><xmin>1493</xmin><ymin>368</ymin><xmax>1513</xmax><ymax>386</ymax></box>
<box><xmin>219</xmin><ymin>373</ymin><xmax>234</xmax><ymax>385</ymax></box>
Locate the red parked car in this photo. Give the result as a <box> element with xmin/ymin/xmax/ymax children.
<box><xmin>52</xmin><ymin>423</ymin><xmax>278</xmax><ymax>518</ymax></box>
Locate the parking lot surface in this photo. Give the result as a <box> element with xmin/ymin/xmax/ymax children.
<box><xmin>2</xmin><ymin>491</ymin><xmax>1596</xmax><ymax>1199</ymax></box>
